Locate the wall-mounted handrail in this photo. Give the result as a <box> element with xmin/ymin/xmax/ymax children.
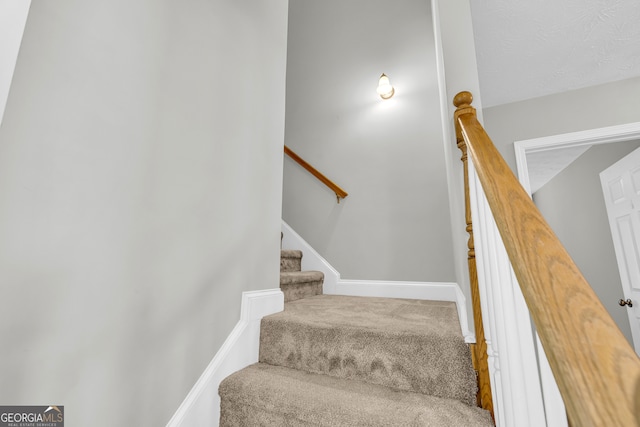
<box><xmin>284</xmin><ymin>145</ymin><xmax>348</xmax><ymax>203</ymax></box>
<box><xmin>453</xmin><ymin>91</ymin><xmax>640</xmax><ymax>427</ymax></box>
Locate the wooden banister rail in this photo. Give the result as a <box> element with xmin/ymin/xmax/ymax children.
<box><xmin>453</xmin><ymin>91</ymin><xmax>640</xmax><ymax>426</ymax></box>
<box><xmin>284</xmin><ymin>145</ymin><xmax>348</xmax><ymax>203</ymax></box>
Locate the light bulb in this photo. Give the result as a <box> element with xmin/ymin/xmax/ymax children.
<box><xmin>376</xmin><ymin>73</ymin><xmax>395</xmax><ymax>99</ymax></box>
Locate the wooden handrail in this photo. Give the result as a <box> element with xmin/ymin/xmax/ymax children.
<box><xmin>453</xmin><ymin>91</ymin><xmax>640</xmax><ymax>426</ymax></box>
<box><xmin>284</xmin><ymin>145</ymin><xmax>348</xmax><ymax>203</ymax></box>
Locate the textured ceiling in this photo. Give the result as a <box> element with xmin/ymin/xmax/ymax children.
<box><xmin>526</xmin><ymin>145</ymin><xmax>591</xmax><ymax>193</ymax></box>
<box><xmin>470</xmin><ymin>0</ymin><xmax>640</xmax><ymax>108</ymax></box>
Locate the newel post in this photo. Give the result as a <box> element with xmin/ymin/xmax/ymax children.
<box><xmin>453</xmin><ymin>91</ymin><xmax>494</xmax><ymax>418</ymax></box>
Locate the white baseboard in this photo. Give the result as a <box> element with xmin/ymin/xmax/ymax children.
<box><xmin>281</xmin><ymin>220</ymin><xmax>340</xmax><ymax>294</ymax></box>
<box><xmin>166</xmin><ymin>288</ymin><xmax>284</xmax><ymax>427</ymax></box>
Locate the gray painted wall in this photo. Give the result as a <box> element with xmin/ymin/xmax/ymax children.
<box><xmin>282</xmin><ymin>0</ymin><xmax>456</xmax><ymax>282</ymax></box>
<box><xmin>533</xmin><ymin>141</ymin><xmax>640</xmax><ymax>346</ymax></box>
<box><xmin>0</xmin><ymin>0</ymin><xmax>287</xmax><ymax>425</ymax></box>
<box><xmin>482</xmin><ymin>76</ymin><xmax>640</xmax><ymax>172</ymax></box>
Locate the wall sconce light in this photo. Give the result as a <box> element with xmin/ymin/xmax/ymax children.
<box><xmin>376</xmin><ymin>73</ymin><xmax>395</xmax><ymax>99</ymax></box>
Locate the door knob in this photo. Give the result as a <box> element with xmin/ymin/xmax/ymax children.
<box><xmin>619</xmin><ymin>299</ymin><xmax>633</xmax><ymax>307</ymax></box>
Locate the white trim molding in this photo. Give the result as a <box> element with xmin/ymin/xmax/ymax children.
<box><xmin>467</xmin><ymin>161</ymin><xmax>547</xmax><ymax>427</ymax></box>
<box><xmin>0</xmin><ymin>0</ymin><xmax>31</xmax><ymax>126</ymax></box>
<box><xmin>281</xmin><ymin>220</ymin><xmax>340</xmax><ymax>294</ymax></box>
<box><xmin>431</xmin><ymin>0</ymin><xmax>474</xmax><ymax>338</ymax></box>
<box><xmin>514</xmin><ymin>122</ymin><xmax>640</xmax><ymax>195</ymax></box>
<box><xmin>166</xmin><ymin>289</ymin><xmax>284</xmax><ymax>427</ymax></box>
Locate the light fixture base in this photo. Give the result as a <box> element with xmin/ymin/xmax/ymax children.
<box><xmin>379</xmin><ymin>87</ymin><xmax>395</xmax><ymax>99</ymax></box>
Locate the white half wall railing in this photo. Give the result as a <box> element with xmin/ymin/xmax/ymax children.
<box><xmin>467</xmin><ymin>162</ymin><xmax>548</xmax><ymax>427</ymax></box>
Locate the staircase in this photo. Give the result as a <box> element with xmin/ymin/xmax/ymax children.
<box><xmin>218</xmin><ymin>248</ymin><xmax>493</xmax><ymax>426</ymax></box>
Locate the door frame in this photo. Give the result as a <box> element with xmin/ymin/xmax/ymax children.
<box><xmin>514</xmin><ymin>122</ymin><xmax>640</xmax><ymax>195</ymax></box>
<box><xmin>512</xmin><ymin>121</ymin><xmax>640</xmax><ymax>427</ymax></box>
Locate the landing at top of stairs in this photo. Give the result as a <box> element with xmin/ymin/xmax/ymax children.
<box><xmin>269</xmin><ymin>294</ymin><xmax>463</xmax><ymax>336</ymax></box>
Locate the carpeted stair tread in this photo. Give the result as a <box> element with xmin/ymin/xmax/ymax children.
<box><xmin>219</xmin><ymin>363</ymin><xmax>493</xmax><ymax>427</ymax></box>
<box><xmin>260</xmin><ymin>294</ymin><xmax>476</xmax><ymax>405</ymax></box>
<box><xmin>281</xmin><ymin>250</ymin><xmax>303</xmax><ymax>272</ymax></box>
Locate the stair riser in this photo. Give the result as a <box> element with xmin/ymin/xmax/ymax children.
<box><xmin>280</xmin><ymin>257</ymin><xmax>302</xmax><ymax>272</ymax></box>
<box><xmin>220</xmin><ymin>400</ymin><xmax>292</xmax><ymax>427</ymax></box>
<box><xmin>259</xmin><ymin>320</ymin><xmax>476</xmax><ymax>405</ymax></box>
<box><xmin>280</xmin><ymin>249</ymin><xmax>303</xmax><ymax>272</ymax></box>
<box><xmin>280</xmin><ymin>281</ymin><xmax>322</xmax><ymax>302</ymax></box>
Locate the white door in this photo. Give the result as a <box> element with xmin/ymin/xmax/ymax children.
<box><xmin>600</xmin><ymin>146</ymin><xmax>640</xmax><ymax>354</ymax></box>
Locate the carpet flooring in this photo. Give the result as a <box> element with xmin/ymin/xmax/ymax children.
<box><xmin>219</xmin><ymin>249</ymin><xmax>493</xmax><ymax>426</ymax></box>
